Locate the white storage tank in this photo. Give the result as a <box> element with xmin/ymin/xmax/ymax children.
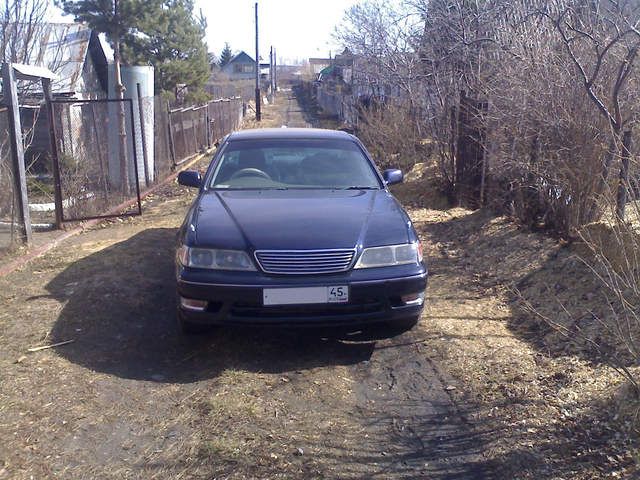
<box><xmin>107</xmin><ymin>65</ymin><xmax>155</xmax><ymax>189</ymax></box>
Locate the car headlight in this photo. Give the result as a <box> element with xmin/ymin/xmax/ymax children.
<box><xmin>177</xmin><ymin>246</ymin><xmax>256</xmax><ymax>271</ymax></box>
<box><xmin>354</xmin><ymin>242</ymin><xmax>422</xmax><ymax>269</ymax></box>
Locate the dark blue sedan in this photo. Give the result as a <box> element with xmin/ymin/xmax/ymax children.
<box><xmin>175</xmin><ymin>128</ymin><xmax>427</xmax><ymax>333</ymax></box>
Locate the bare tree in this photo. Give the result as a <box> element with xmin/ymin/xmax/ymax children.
<box><xmin>0</xmin><ymin>0</ymin><xmax>50</xmax><ymax>65</ymax></box>
<box><xmin>543</xmin><ymin>0</ymin><xmax>640</xmax><ymax>219</ymax></box>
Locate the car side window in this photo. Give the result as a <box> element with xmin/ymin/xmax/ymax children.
<box><xmin>213</xmin><ymin>152</ymin><xmax>239</xmax><ymax>183</ymax></box>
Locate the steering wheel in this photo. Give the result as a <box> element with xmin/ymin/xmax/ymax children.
<box><xmin>230</xmin><ymin>168</ymin><xmax>272</xmax><ymax>180</ymax></box>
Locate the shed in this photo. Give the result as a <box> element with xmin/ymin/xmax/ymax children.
<box><xmin>1</xmin><ymin>23</ymin><xmax>112</xmax><ymax>175</ymax></box>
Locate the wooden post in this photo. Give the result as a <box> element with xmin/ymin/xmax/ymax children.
<box><xmin>166</xmin><ymin>101</ymin><xmax>177</xmax><ymax>167</ymax></box>
<box><xmin>180</xmin><ymin>109</ymin><xmax>188</xmax><ymax>158</ymax></box>
<box><xmin>2</xmin><ymin>63</ymin><xmax>32</xmax><ymax>244</ymax></box>
<box><xmin>192</xmin><ymin>107</ymin><xmax>198</xmax><ymax>154</ymax></box>
<box><xmin>42</xmin><ymin>78</ymin><xmax>64</xmax><ymax>228</ymax></box>
<box><xmin>136</xmin><ymin>83</ymin><xmax>150</xmax><ymax>186</ymax></box>
<box><xmin>205</xmin><ymin>102</ymin><xmax>211</xmax><ymax>148</ymax></box>
<box><xmin>269</xmin><ymin>46</ymin><xmax>273</xmax><ymax>96</ymax></box>
<box><xmin>254</xmin><ymin>2</ymin><xmax>261</xmax><ymax>121</ymax></box>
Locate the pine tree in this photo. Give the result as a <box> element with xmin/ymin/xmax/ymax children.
<box><xmin>219</xmin><ymin>42</ymin><xmax>233</xmax><ymax>68</ymax></box>
<box><xmin>208</xmin><ymin>51</ymin><xmax>218</xmax><ymax>70</ymax></box>
<box><xmin>122</xmin><ymin>0</ymin><xmax>211</xmax><ymax>101</ymax></box>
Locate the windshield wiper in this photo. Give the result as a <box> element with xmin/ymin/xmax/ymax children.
<box><xmin>340</xmin><ymin>186</ymin><xmax>379</xmax><ymax>190</ymax></box>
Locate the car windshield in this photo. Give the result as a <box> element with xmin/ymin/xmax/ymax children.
<box><xmin>208</xmin><ymin>138</ymin><xmax>381</xmax><ymax>190</ymax></box>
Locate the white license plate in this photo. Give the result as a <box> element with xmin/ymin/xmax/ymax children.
<box><xmin>263</xmin><ymin>286</ymin><xmax>349</xmax><ymax>306</ymax></box>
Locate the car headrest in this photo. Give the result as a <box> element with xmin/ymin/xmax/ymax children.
<box><xmin>238</xmin><ymin>149</ymin><xmax>267</xmax><ymax>170</ymax></box>
<box><xmin>301</xmin><ymin>153</ymin><xmax>340</xmax><ymax>173</ymax></box>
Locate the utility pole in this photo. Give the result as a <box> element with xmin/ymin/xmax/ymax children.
<box><xmin>273</xmin><ymin>47</ymin><xmax>277</xmax><ymax>92</ymax></box>
<box><xmin>254</xmin><ymin>2</ymin><xmax>261</xmax><ymax>121</ymax></box>
<box><xmin>269</xmin><ymin>46</ymin><xmax>273</xmax><ymax>96</ymax></box>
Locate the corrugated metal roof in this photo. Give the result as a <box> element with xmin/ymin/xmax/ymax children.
<box><xmin>23</xmin><ymin>23</ymin><xmax>93</xmax><ymax>93</ymax></box>
<box><xmin>12</xmin><ymin>64</ymin><xmax>57</xmax><ymax>80</ymax></box>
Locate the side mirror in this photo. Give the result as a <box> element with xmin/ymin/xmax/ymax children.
<box><xmin>382</xmin><ymin>169</ymin><xmax>403</xmax><ymax>186</ymax></box>
<box><xmin>178</xmin><ymin>170</ymin><xmax>202</xmax><ymax>188</ymax></box>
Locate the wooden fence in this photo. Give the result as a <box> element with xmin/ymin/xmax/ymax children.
<box><xmin>166</xmin><ymin>97</ymin><xmax>243</xmax><ymax>167</ymax></box>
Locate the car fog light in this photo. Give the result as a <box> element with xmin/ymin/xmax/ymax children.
<box><xmin>401</xmin><ymin>292</ymin><xmax>424</xmax><ymax>306</ymax></box>
<box><xmin>180</xmin><ymin>297</ymin><xmax>208</xmax><ymax>312</ymax></box>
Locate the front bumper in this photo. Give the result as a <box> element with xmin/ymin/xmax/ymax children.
<box><xmin>177</xmin><ymin>269</ymin><xmax>427</xmax><ymax>327</ymax></box>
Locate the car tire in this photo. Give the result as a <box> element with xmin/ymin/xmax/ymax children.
<box><xmin>177</xmin><ymin>310</ymin><xmax>212</xmax><ymax>335</ymax></box>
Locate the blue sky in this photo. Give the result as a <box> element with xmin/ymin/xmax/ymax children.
<box><xmin>195</xmin><ymin>0</ymin><xmax>357</xmax><ymax>64</ymax></box>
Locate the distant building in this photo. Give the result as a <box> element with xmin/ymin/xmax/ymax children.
<box><xmin>308</xmin><ymin>58</ymin><xmax>331</xmax><ymax>75</ymax></box>
<box><xmin>221</xmin><ymin>51</ymin><xmax>256</xmax><ymax>80</ymax></box>
<box><xmin>309</xmin><ymin>49</ymin><xmax>355</xmax><ymax>80</ymax></box>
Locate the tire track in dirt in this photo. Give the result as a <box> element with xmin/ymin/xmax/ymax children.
<box><xmin>283</xmin><ymin>89</ymin><xmax>313</xmax><ymax>128</ymax></box>
<box><xmin>337</xmin><ymin>326</ymin><xmax>491</xmax><ymax>479</ymax></box>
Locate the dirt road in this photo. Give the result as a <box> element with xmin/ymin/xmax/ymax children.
<box><xmin>0</xmin><ymin>90</ymin><xmax>634</xmax><ymax>479</ymax></box>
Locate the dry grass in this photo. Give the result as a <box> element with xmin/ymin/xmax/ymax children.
<box><xmin>242</xmin><ymin>99</ymin><xmax>287</xmax><ymax>130</ymax></box>
<box><xmin>411</xmin><ymin>179</ymin><xmax>639</xmax><ymax>477</ymax></box>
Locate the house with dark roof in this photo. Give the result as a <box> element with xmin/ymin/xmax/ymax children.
<box><xmin>221</xmin><ymin>51</ymin><xmax>256</xmax><ymax>80</ymax></box>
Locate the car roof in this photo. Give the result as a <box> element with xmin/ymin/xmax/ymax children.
<box><xmin>226</xmin><ymin>128</ymin><xmax>355</xmax><ymax>141</ymax></box>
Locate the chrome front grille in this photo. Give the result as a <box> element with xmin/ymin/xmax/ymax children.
<box><xmin>254</xmin><ymin>249</ymin><xmax>356</xmax><ymax>275</ymax></box>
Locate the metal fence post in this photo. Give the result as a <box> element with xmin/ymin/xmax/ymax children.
<box><xmin>126</xmin><ymin>99</ymin><xmax>143</xmax><ymax>216</ymax></box>
<box><xmin>2</xmin><ymin>63</ymin><xmax>32</xmax><ymax>244</ymax></box>
<box><xmin>42</xmin><ymin>78</ymin><xmax>64</xmax><ymax>228</ymax></box>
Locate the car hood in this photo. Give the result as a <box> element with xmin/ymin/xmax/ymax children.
<box><xmin>192</xmin><ymin>189</ymin><xmax>410</xmax><ymax>250</ymax></box>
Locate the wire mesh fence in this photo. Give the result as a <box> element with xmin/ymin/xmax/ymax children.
<box><xmin>49</xmin><ymin>95</ymin><xmax>243</xmax><ymax>221</ymax></box>
<box><xmin>50</xmin><ymin>99</ymin><xmax>141</xmax><ymax>222</ymax></box>
<box><xmin>0</xmin><ymin>107</ymin><xmax>18</xmax><ymax>254</ymax></box>
<box><xmin>22</xmin><ymin>105</ymin><xmax>56</xmax><ymax>227</ymax></box>
<box><xmin>0</xmin><ymin>94</ymin><xmax>244</xmax><ymax>253</ymax></box>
